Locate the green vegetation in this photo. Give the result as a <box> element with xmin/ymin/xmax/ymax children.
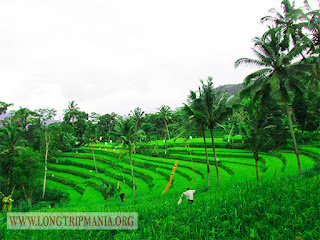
<box><xmin>2</xmin><ymin>164</ymin><xmax>320</xmax><ymax>239</ymax></box>
<box><xmin>1</xmin><ymin>0</ymin><xmax>320</xmax><ymax>238</ymax></box>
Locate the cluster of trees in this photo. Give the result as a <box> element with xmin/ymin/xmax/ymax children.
<box><xmin>235</xmin><ymin>0</ymin><xmax>320</xmax><ymax>177</ymax></box>
<box><xmin>0</xmin><ymin>100</ymin><xmax>186</xmax><ymax>202</ymax></box>
<box><xmin>0</xmin><ymin>0</ymin><xmax>319</xmax><ymax>204</ymax></box>
<box><xmin>174</xmin><ymin>0</ymin><xmax>320</xmax><ymax>185</ymax></box>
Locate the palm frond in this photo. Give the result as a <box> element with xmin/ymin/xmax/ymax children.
<box><xmin>234</xmin><ymin>58</ymin><xmax>267</xmax><ymax>68</ymax></box>
<box><xmin>243</xmin><ymin>68</ymin><xmax>273</xmax><ymax>86</ymax></box>
<box><xmin>285</xmin><ymin>44</ymin><xmax>309</xmax><ymax>63</ymax></box>
<box><xmin>240</xmin><ymin>75</ymin><xmax>270</xmax><ymax>99</ymax></box>
<box><xmin>251</xmin><ymin>48</ymin><xmax>272</xmax><ymax>64</ymax></box>
<box><xmin>215</xmin><ymin>123</ymin><xmax>227</xmax><ymax>132</ymax></box>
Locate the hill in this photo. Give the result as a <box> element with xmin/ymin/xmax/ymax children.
<box><xmin>215</xmin><ymin>83</ymin><xmax>244</xmax><ymax>98</ymax></box>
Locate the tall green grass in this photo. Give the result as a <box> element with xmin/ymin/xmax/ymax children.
<box><xmin>2</xmin><ymin>166</ymin><xmax>320</xmax><ymax>239</ymax></box>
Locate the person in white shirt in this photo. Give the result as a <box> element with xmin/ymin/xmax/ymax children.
<box><xmin>182</xmin><ymin>187</ymin><xmax>196</xmax><ymax>204</ymax></box>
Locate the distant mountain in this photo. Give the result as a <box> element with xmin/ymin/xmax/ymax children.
<box><xmin>215</xmin><ymin>83</ymin><xmax>244</xmax><ymax>98</ymax></box>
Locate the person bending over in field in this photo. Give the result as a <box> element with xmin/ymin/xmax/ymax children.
<box><xmin>119</xmin><ymin>192</ymin><xmax>125</xmax><ymax>202</ymax></box>
<box><xmin>181</xmin><ymin>187</ymin><xmax>196</xmax><ymax>204</ymax></box>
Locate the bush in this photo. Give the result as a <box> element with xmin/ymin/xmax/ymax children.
<box><xmin>33</xmin><ymin>187</ymin><xmax>66</xmax><ymax>203</ymax></box>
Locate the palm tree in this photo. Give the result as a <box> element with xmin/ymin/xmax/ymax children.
<box><xmin>226</xmin><ymin>105</ymin><xmax>246</xmax><ymax>145</ymax></box>
<box><xmin>261</xmin><ymin>0</ymin><xmax>308</xmax><ymax>51</ymax></box>
<box><xmin>0</xmin><ymin>123</ymin><xmax>25</xmax><ymax>156</ymax></box>
<box><xmin>157</xmin><ymin>105</ymin><xmax>172</xmax><ymax>155</ymax></box>
<box><xmin>197</xmin><ymin>77</ymin><xmax>233</xmax><ymax>186</ymax></box>
<box><xmin>241</xmin><ymin>94</ymin><xmax>275</xmax><ymax>183</ymax></box>
<box><xmin>235</xmin><ymin>28</ymin><xmax>310</xmax><ymax>174</ymax></box>
<box><xmin>304</xmin><ymin>1</ymin><xmax>320</xmax><ymax>56</ymax></box>
<box><xmin>111</xmin><ymin>117</ymin><xmax>144</xmax><ymax>197</ymax></box>
<box><xmin>130</xmin><ymin>107</ymin><xmax>145</xmax><ymax>130</ymax></box>
<box><xmin>183</xmin><ymin>90</ymin><xmax>211</xmax><ymax>187</ymax></box>
<box><xmin>157</xmin><ymin>105</ymin><xmax>172</xmax><ymax>140</ymax></box>
<box><xmin>63</xmin><ymin>101</ymin><xmax>80</xmax><ymax>126</ymax></box>
<box><xmin>83</xmin><ymin>122</ymin><xmax>99</xmax><ymax>173</ymax></box>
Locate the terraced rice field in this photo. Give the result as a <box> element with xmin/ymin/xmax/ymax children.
<box><xmin>46</xmin><ymin>139</ymin><xmax>320</xmax><ymax>206</ymax></box>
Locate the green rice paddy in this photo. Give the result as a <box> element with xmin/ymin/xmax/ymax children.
<box><xmin>43</xmin><ymin>138</ymin><xmax>319</xmax><ymax>206</ymax></box>
<box><xmin>1</xmin><ymin>138</ymin><xmax>319</xmax><ymax>239</ymax></box>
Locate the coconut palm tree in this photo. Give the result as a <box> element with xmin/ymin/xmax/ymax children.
<box><xmin>182</xmin><ymin>90</ymin><xmax>212</xmax><ymax>186</ymax></box>
<box><xmin>63</xmin><ymin>101</ymin><xmax>80</xmax><ymax>126</ymax></box>
<box><xmin>196</xmin><ymin>77</ymin><xmax>233</xmax><ymax>186</ymax></box>
<box><xmin>235</xmin><ymin>28</ymin><xmax>311</xmax><ymax>174</ymax></box>
<box><xmin>83</xmin><ymin>121</ymin><xmax>99</xmax><ymax>173</ymax></box>
<box><xmin>241</xmin><ymin>92</ymin><xmax>276</xmax><ymax>183</ymax></box>
<box><xmin>226</xmin><ymin>104</ymin><xmax>246</xmax><ymax>145</ymax></box>
<box><xmin>261</xmin><ymin>0</ymin><xmax>309</xmax><ymax>51</ymax></box>
<box><xmin>157</xmin><ymin>105</ymin><xmax>172</xmax><ymax>140</ymax></box>
<box><xmin>111</xmin><ymin>117</ymin><xmax>144</xmax><ymax>197</ymax></box>
<box><xmin>304</xmin><ymin>1</ymin><xmax>320</xmax><ymax>56</ymax></box>
<box><xmin>157</xmin><ymin>105</ymin><xmax>172</xmax><ymax>155</ymax></box>
<box><xmin>130</xmin><ymin>107</ymin><xmax>145</xmax><ymax>130</ymax></box>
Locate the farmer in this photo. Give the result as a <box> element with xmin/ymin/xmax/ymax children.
<box><xmin>181</xmin><ymin>187</ymin><xmax>196</xmax><ymax>204</ymax></box>
<box><xmin>119</xmin><ymin>192</ymin><xmax>125</xmax><ymax>202</ymax></box>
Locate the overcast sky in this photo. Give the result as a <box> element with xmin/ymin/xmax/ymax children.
<box><xmin>1</xmin><ymin>0</ymin><xmax>319</xmax><ymax>119</ymax></box>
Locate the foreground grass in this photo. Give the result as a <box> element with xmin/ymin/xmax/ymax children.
<box><xmin>1</xmin><ymin>164</ymin><xmax>320</xmax><ymax>239</ymax></box>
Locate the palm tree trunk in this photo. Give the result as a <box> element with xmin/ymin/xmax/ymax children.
<box><xmin>239</xmin><ymin>126</ymin><xmax>245</xmax><ymax>144</ymax></box>
<box><xmin>165</xmin><ymin>120</ymin><xmax>170</xmax><ymax>140</ymax></box>
<box><xmin>228</xmin><ymin>124</ymin><xmax>234</xmax><ymax>143</ymax></box>
<box><xmin>164</xmin><ymin>132</ymin><xmax>167</xmax><ymax>155</ymax></box>
<box><xmin>42</xmin><ymin>128</ymin><xmax>49</xmax><ymax>200</ymax></box>
<box><xmin>280</xmin><ymin>84</ymin><xmax>301</xmax><ymax>174</ymax></box>
<box><xmin>92</xmin><ymin>142</ymin><xmax>98</xmax><ymax>173</ymax></box>
<box><xmin>203</xmin><ymin>130</ymin><xmax>210</xmax><ymax>187</ymax></box>
<box><xmin>253</xmin><ymin>149</ymin><xmax>260</xmax><ymax>182</ymax></box>
<box><xmin>129</xmin><ymin>145</ymin><xmax>136</xmax><ymax>197</ymax></box>
<box><xmin>210</xmin><ymin>128</ymin><xmax>220</xmax><ymax>186</ymax></box>
<box><xmin>23</xmin><ymin>124</ymin><xmax>27</xmax><ymax>147</ymax></box>
<box><xmin>285</xmin><ymin>102</ymin><xmax>301</xmax><ymax>173</ymax></box>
